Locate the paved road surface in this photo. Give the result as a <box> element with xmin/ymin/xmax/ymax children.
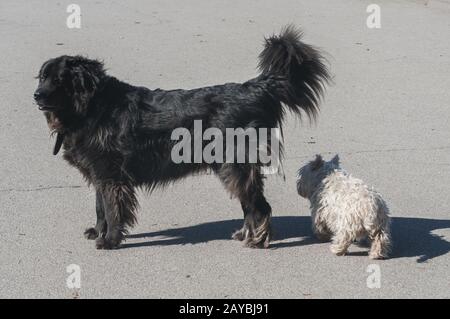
<box><xmin>0</xmin><ymin>0</ymin><xmax>449</xmax><ymax>298</ymax></box>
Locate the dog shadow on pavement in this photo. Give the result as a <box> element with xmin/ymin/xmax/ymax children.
<box><xmin>124</xmin><ymin>216</ymin><xmax>313</xmax><ymax>248</ymax></box>
<box><xmin>390</xmin><ymin>217</ymin><xmax>450</xmax><ymax>263</ymax></box>
<box><xmin>124</xmin><ymin>216</ymin><xmax>450</xmax><ymax>262</ymax></box>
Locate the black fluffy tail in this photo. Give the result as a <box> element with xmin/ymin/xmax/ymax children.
<box><xmin>258</xmin><ymin>25</ymin><xmax>330</xmax><ymax>119</ymax></box>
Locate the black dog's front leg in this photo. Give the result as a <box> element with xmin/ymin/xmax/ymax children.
<box><xmin>84</xmin><ymin>189</ymin><xmax>107</xmax><ymax>240</ymax></box>
<box><xmin>94</xmin><ymin>183</ymin><xmax>138</xmax><ymax>250</ymax></box>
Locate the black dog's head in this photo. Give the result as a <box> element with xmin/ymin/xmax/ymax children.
<box><xmin>34</xmin><ymin>55</ymin><xmax>105</xmax><ymax>154</ymax></box>
<box><xmin>35</xmin><ymin>55</ymin><xmax>105</xmax><ymax>128</ymax></box>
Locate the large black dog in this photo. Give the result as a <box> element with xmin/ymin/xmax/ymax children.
<box><xmin>34</xmin><ymin>26</ymin><xmax>329</xmax><ymax>249</ymax></box>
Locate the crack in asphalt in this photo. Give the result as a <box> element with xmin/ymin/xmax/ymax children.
<box><xmin>0</xmin><ymin>185</ymin><xmax>83</xmax><ymax>193</ymax></box>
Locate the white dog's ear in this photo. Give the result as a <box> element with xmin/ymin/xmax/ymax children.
<box><xmin>311</xmin><ymin>154</ymin><xmax>323</xmax><ymax>170</ymax></box>
<box><xmin>331</xmin><ymin>154</ymin><xmax>340</xmax><ymax>165</ymax></box>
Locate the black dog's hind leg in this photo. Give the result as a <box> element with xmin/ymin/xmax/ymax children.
<box><xmin>84</xmin><ymin>189</ymin><xmax>107</xmax><ymax>240</ymax></box>
<box><xmin>95</xmin><ymin>183</ymin><xmax>138</xmax><ymax>250</ymax></box>
<box><xmin>218</xmin><ymin>164</ymin><xmax>272</xmax><ymax>248</ymax></box>
<box><xmin>231</xmin><ymin>202</ymin><xmax>252</xmax><ymax>241</ymax></box>
<box><xmin>242</xmin><ymin>191</ymin><xmax>272</xmax><ymax>248</ymax></box>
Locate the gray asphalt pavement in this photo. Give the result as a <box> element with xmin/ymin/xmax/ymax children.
<box><xmin>0</xmin><ymin>0</ymin><xmax>449</xmax><ymax>298</ymax></box>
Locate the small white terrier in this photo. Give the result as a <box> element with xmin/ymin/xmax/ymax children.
<box><xmin>297</xmin><ymin>155</ymin><xmax>391</xmax><ymax>259</ymax></box>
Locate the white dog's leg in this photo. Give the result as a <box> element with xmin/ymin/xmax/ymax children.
<box><xmin>312</xmin><ymin>221</ymin><xmax>331</xmax><ymax>241</ymax></box>
<box><xmin>367</xmin><ymin>206</ymin><xmax>391</xmax><ymax>259</ymax></box>
<box><xmin>330</xmin><ymin>231</ymin><xmax>352</xmax><ymax>256</ymax></box>
<box><xmin>369</xmin><ymin>229</ymin><xmax>391</xmax><ymax>259</ymax></box>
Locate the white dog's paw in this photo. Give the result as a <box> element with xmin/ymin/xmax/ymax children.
<box><xmin>330</xmin><ymin>244</ymin><xmax>347</xmax><ymax>256</ymax></box>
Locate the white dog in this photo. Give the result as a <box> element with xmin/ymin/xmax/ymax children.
<box><xmin>297</xmin><ymin>155</ymin><xmax>391</xmax><ymax>259</ymax></box>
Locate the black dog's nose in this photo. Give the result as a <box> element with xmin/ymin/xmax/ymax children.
<box><xmin>34</xmin><ymin>90</ymin><xmax>45</xmax><ymax>100</ymax></box>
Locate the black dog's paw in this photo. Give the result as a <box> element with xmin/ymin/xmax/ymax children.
<box><xmin>243</xmin><ymin>230</ymin><xmax>271</xmax><ymax>249</ymax></box>
<box><xmin>244</xmin><ymin>238</ymin><xmax>269</xmax><ymax>249</ymax></box>
<box><xmin>95</xmin><ymin>237</ymin><xmax>121</xmax><ymax>250</ymax></box>
<box><xmin>84</xmin><ymin>228</ymin><xmax>99</xmax><ymax>240</ymax></box>
<box><xmin>232</xmin><ymin>229</ymin><xmax>245</xmax><ymax>241</ymax></box>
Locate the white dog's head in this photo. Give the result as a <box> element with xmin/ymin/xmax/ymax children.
<box><xmin>297</xmin><ymin>154</ymin><xmax>340</xmax><ymax>198</ymax></box>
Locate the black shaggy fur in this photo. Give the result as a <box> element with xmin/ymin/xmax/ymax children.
<box><xmin>34</xmin><ymin>26</ymin><xmax>329</xmax><ymax>249</ymax></box>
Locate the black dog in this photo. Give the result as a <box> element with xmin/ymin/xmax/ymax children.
<box><xmin>34</xmin><ymin>26</ymin><xmax>329</xmax><ymax>249</ymax></box>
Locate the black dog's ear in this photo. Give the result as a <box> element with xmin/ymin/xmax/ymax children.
<box><xmin>71</xmin><ymin>67</ymin><xmax>96</xmax><ymax>115</ymax></box>
<box><xmin>65</xmin><ymin>57</ymin><xmax>104</xmax><ymax>115</ymax></box>
<box><xmin>311</xmin><ymin>154</ymin><xmax>323</xmax><ymax>170</ymax></box>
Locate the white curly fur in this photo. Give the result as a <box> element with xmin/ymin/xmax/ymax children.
<box><xmin>297</xmin><ymin>155</ymin><xmax>391</xmax><ymax>259</ymax></box>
